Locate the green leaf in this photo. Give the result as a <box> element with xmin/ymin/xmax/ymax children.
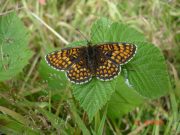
<box><xmin>107</xmin><ymin>27</ymin><xmax>171</xmax><ymax>117</ymax></box>
<box><xmin>72</xmin><ymin>18</ymin><xmax>146</xmax><ymax>121</ymax></box>
<box><xmin>107</xmin><ymin>76</ymin><xmax>144</xmax><ymax>118</ymax></box>
<box><xmin>73</xmin><ymin>78</ymin><xmax>117</xmax><ymax>122</ymax></box>
<box><xmin>0</xmin><ymin>12</ymin><xmax>33</xmax><ymax>81</ymax></box>
<box><xmin>38</xmin><ymin>58</ymin><xmax>68</xmax><ymax>90</ymax></box>
<box><xmin>126</xmin><ymin>41</ymin><xmax>171</xmax><ymax>98</ymax></box>
<box><xmin>91</xmin><ymin>18</ymin><xmax>146</xmax><ymax>43</ymax></box>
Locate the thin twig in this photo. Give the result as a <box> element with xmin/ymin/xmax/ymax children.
<box><xmin>19</xmin><ymin>54</ymin><xmax>40</xmax><ymax>94</ymax></box>
<box><xmin>28</xmin><ymin>11</ymin><xmax>69</xmax><ymax>45</ymax></box>
<box><xmin>128</xmin><ymin>122</ymin><xmax>157</xmax><ymax>135</ymax></box>
<box><xmin>0</xmin><ymin>5</ymin><xmax>69</xmax><ymax>45</ymax></box>
<box><xmin>0</xmin><ymin>6</ymin><xmax>25</xmax><ymax>16</ymax></box>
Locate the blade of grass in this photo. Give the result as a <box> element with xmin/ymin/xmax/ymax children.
<box><xmin>0</xmin><ymin>106</ymin><xmax>28</xmax><ymax>125</ymax></box>
<box><xmin>28</xmin><ymin>11</ymin><xmax>69</xmax><ymax>45</ymax></box>
<box><xmin>0</xmin><ymin>114</ymin><xmax>41</xmax><ymax>135</ymax></box>
<box><xmin>19</xmin><ymin>54</ymin><xmax>39</xmax><ymax>94</ymax></box>
<box><xmin>169</xmin><ymin>90</ymin><xmax>178</xmax><ymax>133</ymax></box>
<box><xmin>164</xmin><ymin>116</ymin><xmax>173</xmax><ymax>135</ymax></box>
<box><xmin>97</xmin><ymin>107</ymin><xmax>107</xmax><ymax>135</ymax></box>
<box><xmin>152</xmin><ymin>112</ymin><xmax>160</xmax><ymax>135</ymax></box>
<box><xmin>38</xmin><ymin>108</ymin><xmax>72</xmax><ymax>134</ymax></box>
<box><xmin>70</xmin><ymin>102</ymin><xmax>91</xmax><ymax>135</ymax></box>
<box><xmin>94</xmin><ymin>111</ymin><xmax>100</xmax><ymax>133</ymax></box>
<box><xmin>0</xmin><ymin>0</ymin><xmax>9</xmax><ymax>12</ymax></box>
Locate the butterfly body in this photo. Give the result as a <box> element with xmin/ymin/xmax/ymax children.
<box><xmin>45</xmin><ymin>42</ymin><xmax>137</xmax><ymax>84</ymax></box>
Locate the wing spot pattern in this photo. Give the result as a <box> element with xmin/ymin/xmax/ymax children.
<box><xmin>45</xmin><ymin>43</ymin><xmax>137</xmax><ymax>84</ymax></box>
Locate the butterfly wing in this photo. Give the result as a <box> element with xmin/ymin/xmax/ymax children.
<box><xmin>96</xmin><ymin>43</ymin><xmax>137</xmax><ymax>65</ymax></box>
<box><xmin>95</xmin><ymin>56</ymin><xmax>121</xmax><ymax>81</ymax></box>
<box><xmin>95</xmin><ymin>42</ymin><xmax>137</xmax><ymax>80</ymax></box>
<box><xmin>45</xmin><ymin>47</ymin><xmax>84</xmax><ymax>71</ymax></box>
<box><xmin>45</xmin><ymin>46</ymin><xmax>92</xmax><ymax>84</ymax></box>
<box><xmin>66</xmin><ymin>58</ymin><xmax>92</xmax><ymax>84</ymax></box>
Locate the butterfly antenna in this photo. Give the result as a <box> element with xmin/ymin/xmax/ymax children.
<box><xmin>75</xmin><ymin>28</ymin><xmax>90</xmax><ymax>44</ymax></box>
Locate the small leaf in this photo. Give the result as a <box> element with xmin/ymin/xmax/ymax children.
<box><xmin>38</xmin><ymin>58</ymin><xmax>67</xmax><ymax>90</ymax></box>
<box><xmin>108</xmin><ymin>76</ymin><xmax>144</xmax><ymax>118</ymax></box>
<box><xmin>73</xmin><ymin>78</ymin><xmax>117</xmax><ymax>122</ymax></box>
<box><xmin>0</xmin><ymin>12</ymin><xmax>33</xmax><ymax>81</ymax></box>
<box><xmin>91</xmin><ymin>18</ymin><xmax>112</xmax><ymax>42</ymax></box>
<box><xmin>126</xmin><ymin>41</ymin><xmax>171</xmax><ymax>98</ymax></box>
<box><xmin>91</xmin><ymin>18</ymin><xmax>146</xmax><ymax>43</ymax></box>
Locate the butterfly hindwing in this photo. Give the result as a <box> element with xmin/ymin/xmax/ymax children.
<box><xmin>95</xmin><ymin>55</ymin><xmax>121</xmax><ymax>81</ymax></box>
<box><xmin>66</xmin><ymin>59</ymin><xmax>92</xmax><ymax>84</ymax></box>
<box><xmin>96</xmin><ymin>43</ymin><xmax>137</xmax><ymax>65</ymax></box>
<box><xmin>45</xmin><ymin>47</ymin><xmax>84</xmax><ymax>71</ymax></box>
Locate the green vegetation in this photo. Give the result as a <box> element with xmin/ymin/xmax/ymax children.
<box><xmin>0</xmin><ymin>0</ymin><xmax>179</xmax><ymax>134</ymax></box>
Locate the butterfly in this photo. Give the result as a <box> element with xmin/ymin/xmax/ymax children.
<box><xmin>45</xmin><ymin>42</ymin><xmax>137</xmax><ymax>84</ymax></box>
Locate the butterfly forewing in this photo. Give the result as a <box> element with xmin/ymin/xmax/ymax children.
<box><xmin>45</xmin><ymin>47</ymin><xmax>83</xmax><ymax>71</ymax></box>
<box><xmin>97</xmin><ymin>43</ymin><xmax>137</xmax><ymax>65</ymax></box>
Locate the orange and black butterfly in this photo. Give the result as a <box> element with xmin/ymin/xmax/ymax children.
<box><xmin>45</xmin><ymin>42</ymin><xmax>137</xmax><ymax>84</ymax></box>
